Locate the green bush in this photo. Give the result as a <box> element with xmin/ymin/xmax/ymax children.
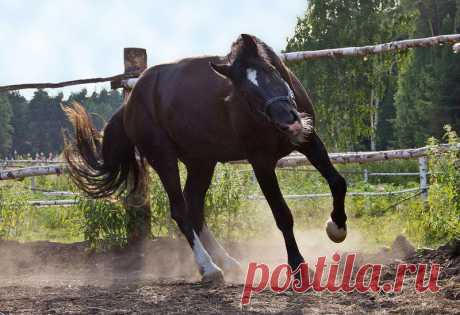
<box><xmin>204</xmin><ymin>163</ymin><xmax>249</xmax><ymax>239</ymax></box>
<box><xmin>77</xmin><ymin>198</ymin><xmax>126</xmax><ymax>249</ymax></box>
<box><xmin>0</xmin><ymin>186</ymin><xmax>28</xmax><ymax>239</ymax></box>
<box><xmin>420</xmin><ymin>126</ymin><xmax>460</xmax><ymax>245</ymax></box>
<box><xmin>77</xmin><ymin>162</ymin><xmax>249</xmax><ymax>247</ymax></box>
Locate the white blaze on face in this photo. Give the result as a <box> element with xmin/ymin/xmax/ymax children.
<box><xmin>192</xmin><ymin>231</ymin><xmax>221</xmax><ymax>275</ymax></box>
<box><xmin>246</xmin><ymin>68</ymin><xmax>259</xmax><ymax>86</ymax></box>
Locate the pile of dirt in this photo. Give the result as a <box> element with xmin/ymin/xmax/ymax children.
<box><xmin>0</xmin><ymin>236</ymin><xmax>459</xmax><ymax>314</ymax></box>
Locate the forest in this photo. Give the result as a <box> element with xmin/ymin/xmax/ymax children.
<box><xmin>0</xmin><ymin>89</ymin><xmax>122</xmax><ymax>157</ymax></box>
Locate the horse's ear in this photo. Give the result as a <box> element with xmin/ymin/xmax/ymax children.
<box><xmin>240</xmin><ymin>34</ymin><xmax>259</xmax><ymax>59</ymax></box>
<box><xmin>210</xmin><ymin>62</ymin><xmax>232</xmax><ymax>79</ymax></box>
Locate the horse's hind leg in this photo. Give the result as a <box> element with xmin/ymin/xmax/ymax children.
<box><xmin>184</xmin><ymin>160</ymin><xmax>242</xmax><ymax>276</ymax></box>
<box><xmin>141</xmin><ymin>145</ymin><xmax>224</xmax><ymax>283</ymax></box>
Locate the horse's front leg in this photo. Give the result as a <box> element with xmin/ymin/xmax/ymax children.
<box><xmin>251</xmin><ymin>158</ymin><xmax>305</xmax><ymax>271</ymax></box>
<box><xmin>296</xmin><ymin>131</ymin><xmax>347</xmax><ymax>243</ymax></box>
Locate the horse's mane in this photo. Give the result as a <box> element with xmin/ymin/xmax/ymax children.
<box><xmin>228</xmin><ymin>34</ymin><xmax>293</xmax><ymax>86</ymax></box>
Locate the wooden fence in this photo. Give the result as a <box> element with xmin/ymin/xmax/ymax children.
<box><xmin>3</xmin><ymin>143</ymin><xmax>459</xmax><ymax>202</ymax></box>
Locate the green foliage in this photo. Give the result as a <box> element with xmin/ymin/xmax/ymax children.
<box><xmin>7</xmin><ymin>92</ymin><xmax>30</xmax><ymax>154</ymax></box>
<box><xmin>418</xmin><ymin>126</ymin><xmax>460</xmax><ymax>245</ymax></box>
<box><xmin>204</xmin><ymin>164</ymin><xmax>249</xmax><ymax>239</ymax></box>
<box><xmin>286</xmin><ymin>0</ymin><xmax>413</xmax><ymax>150</ymax></box>
<box><xmin>0</xmin><ymin>94</ymin><xmax>13</xmax><ymax>156</ymax></box>
<box><xmin>149</xmin><ymin>170</ymin><xmax>173</xmax><ymax>237</ymax></box>
<box><xmin>286</xmin><ymin>0</ymin><xmax>460</xmax><ymax>151</ymax></box>
<box><xmin>27</xmin><ymin>90</ymin><xmax>66</xmax><ymax>154</ymax></box>
<box><xmin>74</xmin><ymin>163</ymin><xmax>249</xmax><ymax>247</ymax></box>
<box><xmin>0</xmin><ymin>177</ymin><xmax>82</xmax><ymax>241</ymax></box>
<box><xmin>0</xmin><ymin>186</ymin><xmax>28</xmax><ymax>239</ymax></box>
<box><xmin>390</xmin><ymin>0</ymin><xmax>460</xmax><ymax>147</ymax></box>
<box><xmin>149</xmin><ymin>163</ymin><xmax>249</xmax><ymax>239</ymax></box>
<box><xmin>78</xmin><ymin>198</ymin><xmax>127</xmax><ymax>249</ymax></box>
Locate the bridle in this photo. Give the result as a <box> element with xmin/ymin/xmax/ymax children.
<box><xmin>260</xmin><ymin>86</ymin><xmax>297</xmax><ymax>120</ymax></box>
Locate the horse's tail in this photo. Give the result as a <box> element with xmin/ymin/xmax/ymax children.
<box><xmin>63</xmin><ymin>102</ymin><xmax>142</xmax><ymax>198</ymax></box>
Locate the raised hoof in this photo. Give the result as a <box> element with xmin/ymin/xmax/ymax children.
<box><xmin>201</xmin><ymin>269</ymin><xmax>225</xmax><ymax>285</ymax></box>
<box><xmin>325</xmin><ymin>218</ymin><xmax>347</xmax><ymax>243</ymax></box>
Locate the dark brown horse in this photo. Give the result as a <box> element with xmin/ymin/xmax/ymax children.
<box><xmin>64</xmin><ymin>34</ymin><xmax>347</xmax><ymax>283</ymax></box>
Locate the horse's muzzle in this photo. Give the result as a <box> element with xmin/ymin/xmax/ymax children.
<box><xmin>288</xmin><ymin>121</ymin><xmax>303</xmax><ymax>136</ymax></box>
<box><xmin>278</xmin><ymin>121</ymin><xmax>302</xmax><ymax>136</ymax></box>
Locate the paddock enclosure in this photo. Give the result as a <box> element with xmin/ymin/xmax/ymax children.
<box><xmin>1</xmin><ymin>34</ymin><xmax>460</xmax><ymax>314</ymax></box>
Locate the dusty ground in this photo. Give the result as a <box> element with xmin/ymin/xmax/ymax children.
<box><xmin>0</xmin><ymin>234</ymin><xmax>458</xmax><ymax>314</ymax></box>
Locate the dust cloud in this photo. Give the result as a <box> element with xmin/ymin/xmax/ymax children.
<box><xmin>0</xmin><ymin>224</ymin><xmax>375</xmax><ymax>288</ymax></box>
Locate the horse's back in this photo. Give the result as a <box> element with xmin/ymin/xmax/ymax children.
<box><xmin>125</xmin><ymin>56</ymin><xmax>245</xmax><ymax>161</ymax></box>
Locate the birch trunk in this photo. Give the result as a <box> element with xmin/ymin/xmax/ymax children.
<box><xmin>0</xmin><ymin>165</ymin><xmax>67</xmax><ymax>180</ymax></box>
<box><xmin>282</xmin><ymin>34</ymin><xmax>460</xmax><ymax>62</ymax></box>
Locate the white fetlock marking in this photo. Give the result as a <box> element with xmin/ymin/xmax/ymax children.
<box><xmin>193</xmin><ymin>231</ymin><xmax>221</xmax><ymax>275</ymax></box>
<box><xmin>325</xmin><ymin>218</ymin><xmax>347</xmax><ymax>242</ymax></box>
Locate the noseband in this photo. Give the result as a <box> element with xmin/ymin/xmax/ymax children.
<box><xmin>262</xmin><ymin>92</ymin><xmax>297</xmax><ymax>119</ymax></box>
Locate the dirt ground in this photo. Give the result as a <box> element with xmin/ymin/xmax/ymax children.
<box><xmin>0</xmin><ymin>234</ymin><xmax>459</xmax><ymax>314</ymax></box>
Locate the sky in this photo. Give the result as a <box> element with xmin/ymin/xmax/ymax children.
<box><xmin>0</xmin><ymin>0</ymin><xmax>307</xmax><ymax>99</ymax></box>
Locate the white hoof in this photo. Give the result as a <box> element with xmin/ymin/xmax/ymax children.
<box><xmin>325</xmin><ymin>218</ymin><xmax>347</xmax><ymax>243</ymax></box>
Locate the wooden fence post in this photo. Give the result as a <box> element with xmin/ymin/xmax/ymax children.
<box><xmin>418</xmin><ymin>156</ymin><xmax>428</xmax><ymax>200</ymax></box>
<box><xmin>122</xmin><ymin>48</ymin><xmax>152</xmax><ymax>245</ymax></box>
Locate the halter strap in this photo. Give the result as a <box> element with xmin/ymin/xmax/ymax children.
<box><xmin>264</xmin><ymin>95</ymin><xmax>291</xmax><ymax>107</ymax></box>
<box><xmin>263</xmin><ymin>94</ymin><xmax>297</xmax><ymax>116</ymax></box>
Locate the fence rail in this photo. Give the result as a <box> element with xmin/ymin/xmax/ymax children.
<box><xmin>282</xmin><ymin>34</ymin><xmax>460</xmax><ymax>61</ymax></box>
<box><xmin>1</xmin><ymin>160</ymin><xmax>65</xmax><ymax>165</ymax></box>
<box><xmin>1</xmin><ymin>144</ymin><xmax>458</xmax><ymax>181</ymax></box>
<box><xmin>28</xmin><ymin>200</ymin><xmax>78</xmax><ymax>206</ymax></box>
<box><xmin>248</xmin><ymin>187</ymin><xmax>422</xmax><ymax>200</ymax></box>
<box><xmin>18</xmin><ymin>186</ymin><xmax>423</xmax><ymax>207</ymax></box>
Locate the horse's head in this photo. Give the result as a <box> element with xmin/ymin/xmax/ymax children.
<box><xmin>210</xmin><ymin>34</ymin><xmax>305</xmax><ymax>139</ymax></box>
